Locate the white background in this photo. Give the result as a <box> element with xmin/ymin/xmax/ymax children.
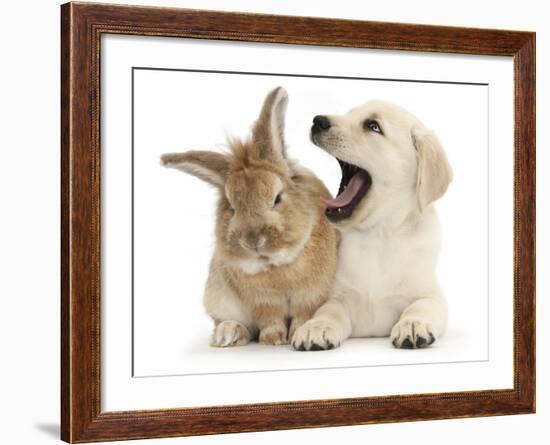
<box><xmin>0</xmin><ymin>0</ymin><xmax>545</xmax><ymax>444</ymax></box>
<box><xmin>132</xmin><ymin>51</ymin><xmax>491</xmax><ymax>377</ymax></box>
<box><xmin>103</xmin><ymin>36</ymin><xmax>514</xmax><ymax>411</ymax></box>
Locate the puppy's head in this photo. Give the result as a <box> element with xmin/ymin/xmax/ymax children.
<box><xmin>311</xmin><ymin>100</ymin><xmax>452</xmax><ymax>230</ymax></box>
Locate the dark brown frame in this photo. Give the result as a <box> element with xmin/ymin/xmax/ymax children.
<box><xmin>61</xmin><ymin>1</ymin><xmax>536</xmax><ymax>442</ymax></box>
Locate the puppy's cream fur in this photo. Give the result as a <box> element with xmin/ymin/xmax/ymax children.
<box><xmin>292</xmin><ymin>101</ymin><xmax>452</xmax><ymax>350</ymax></box>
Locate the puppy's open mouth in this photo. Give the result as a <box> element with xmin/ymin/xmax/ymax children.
<box><xmin>322</xmin><ymin>160</ymin><xmax>372</xmax><ymax>222</ymax></box>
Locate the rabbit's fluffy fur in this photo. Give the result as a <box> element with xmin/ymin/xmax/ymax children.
<box><xmin>162</xmin><ymin>87</ymin><xmax>338</xmax><ymax>347</ymax></box>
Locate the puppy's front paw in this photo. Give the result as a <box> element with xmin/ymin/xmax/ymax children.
<box><xmin>291</xmin><ymin>319</ymin><xmax>343</xmax><ymax>351</ymax></box>
<box><xmin>259</xmin><ymin>325</ymin><xmax>288</xmax><ymax>345</ymax></box>
<box><xmin>390</xmin><ymin>318</ymin><xmax>435</xmax><ymax>349</ymax></box>
<box><xmin>288</xmin><ymin>317</ymin><xmax>307</xmax><ymax>342</ymax></box>
<box><xmin>210</xmin><ymin>320</ymin><xmax>251</xmax><ymax>347</ymax></box>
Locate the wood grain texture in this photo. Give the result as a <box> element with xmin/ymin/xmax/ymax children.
<box><xmin>60</xmin><ymin>2</ymin><xmax>536</xmax><ymax>442</ymax></box>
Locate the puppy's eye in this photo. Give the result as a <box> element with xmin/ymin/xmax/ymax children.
<box><xmin>273</xmin><ymin>192</ymin><xmax>283</xmax><ymax>207</ymax></box>
<box><xmin>364</xmin><ymin>119</ymin><xmax>383</xmax><ymax>134</ymax></box>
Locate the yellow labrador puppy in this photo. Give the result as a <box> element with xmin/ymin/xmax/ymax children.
<box><xmin>292</xmin><ymin>101</ymin><xmax>452</xmax><ymax>350</ymax></box>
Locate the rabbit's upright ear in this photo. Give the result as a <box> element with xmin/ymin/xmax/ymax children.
<box><xmin>412</xmin><ymin>127</ymin><xmax>453</xmax><ymax>211</ymax></box>
<box><xmin>251</xmin><ymin>86</ymin><xmax>289</xmax><ymax>164</ymax></box>
<box><xmin>161</xmin><ymin>151</ymin><xmax>229</xmax><ymax>187</ymax></box>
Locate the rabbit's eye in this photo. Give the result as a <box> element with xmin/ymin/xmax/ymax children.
<box><xmin>273</xmin><ymin>192</ymin><xmax>283</xmax><ymax>207</ymax></box>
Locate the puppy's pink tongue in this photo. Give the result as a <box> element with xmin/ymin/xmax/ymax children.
<box><xmin>321</xmin><ymin>171</ymin><xmax>369</xmax><ymax>209</ymax></box>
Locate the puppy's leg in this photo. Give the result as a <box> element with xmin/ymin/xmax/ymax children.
<box><xmin>287</xmin><ymin>306</ymin><xmax>313</xmax><ymax>344</ymax></box>
<box><xmin>287</xmin><ymin>293</ymin><xmax>327</xmax><ymax>342</ymax></box>
<box><xmin>291</xmin><ymin>298</ymin><xmax>352</xmax><ymax>351</ymax></box>
<box><xmin>254</xmin><ymin>304</ymin><xmax>289</xmax><ymax>345</ymax></box>
<box><xmin>390</xmin><ymin>297</ymin><xmax>447</xmax><ymax>349</ymax></box>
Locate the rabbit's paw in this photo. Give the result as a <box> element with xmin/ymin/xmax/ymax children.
<box><xmin>210</xmin><ymin>321</ymin><xmax>251</xmax><ymax>347</ymax></box>
<box><xmin>259</xmin><ymin>325</ymin><xmax>288</xmax><ymax>345</ymax></box>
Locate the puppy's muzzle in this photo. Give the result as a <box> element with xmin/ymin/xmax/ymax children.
<box><xmin>311</xmin><ymin>115</ymin><xmax>331</xmax><ymax>135</ymax></box>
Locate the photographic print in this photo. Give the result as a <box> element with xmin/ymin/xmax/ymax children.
<box><xmin>62</xmin><ymin>3</ymin><xmax>534</xmax><ymax>442</ymax></box>
<box><xmin>102</xmin><ymin>32</ymin><xmax>516</xmax><ymax>408</ymax></box>
<box><xmin>135</xmin><ymin>69</ymin><xmax>489</xmax><ymax>377</ymax></box>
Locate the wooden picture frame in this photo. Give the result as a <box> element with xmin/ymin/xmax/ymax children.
<box><xmin>61</xmin><ymin>2</ymin><xmax>535</xmax><ymax>442</ymax></box>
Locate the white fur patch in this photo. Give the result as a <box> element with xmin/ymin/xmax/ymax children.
<box><xmin>231</xmin><ymin>229</ymin><xmax>311</xmax><ymax>275</ymax></box>
<box><xmin>233</xmin><ymin>257</ymin><xmax>271</xmax><ymax>275</ymax></box>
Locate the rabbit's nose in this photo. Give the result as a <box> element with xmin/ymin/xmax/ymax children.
<box><xmin>242</xmin><ymin>231</ymin><xmax>266</xmax><ymax>252</ymax></box>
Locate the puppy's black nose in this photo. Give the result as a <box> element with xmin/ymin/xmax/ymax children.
<box><xmin>313</xmin><ymin>115</ymin><xmax>331</xmax><ymax>130</ymax></box>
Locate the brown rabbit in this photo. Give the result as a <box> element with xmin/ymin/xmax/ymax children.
<box><xmin>161</xmin><ymin>87</ymin><xmax>338</xmax><ymax>347</ymax></box>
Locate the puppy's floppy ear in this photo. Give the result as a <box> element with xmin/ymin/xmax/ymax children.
<box><xmin>161</xmin><ymin>151</ymin><xmax>229</xmax><ymax>187</ymax></box>
<box><xmin>412</xmin><ymin>128</ymin><xmax>453</xmax><ymax>211</ymax></box>
<box><xmin>251</xmin><ymin>86</ymin><xmax>288</xmax><ymax>163</ymax></box>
